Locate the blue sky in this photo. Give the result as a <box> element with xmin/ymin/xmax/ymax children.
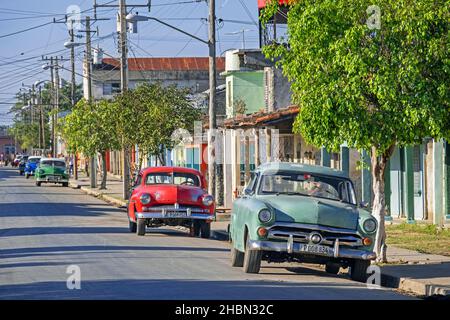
<box><xmin>0</xmin><ymin>0</ymin><xmax>260</xmax><ymax>125</ymax></box>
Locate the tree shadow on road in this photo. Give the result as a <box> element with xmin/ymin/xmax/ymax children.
<box><xmin>0</xmin><ymin>245</ymin><xmax>229</xmax><ymax>259</ymax></box>
<box><xmin>0</xmin><ymin>202</ymin><xmax>124</xmax><ymax>217</ymax></box>
<box><xmin>0</xmin><ymin>278</ymin><xmax>411</xmax><ymax>300</ymax></box>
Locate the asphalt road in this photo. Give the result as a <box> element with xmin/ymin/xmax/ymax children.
<box><xmin>0</xmin><ymin>167</ymin><xmax>413</xmax><ymax>300</ymax></box>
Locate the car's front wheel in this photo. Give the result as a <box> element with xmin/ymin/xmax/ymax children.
<box><xmin>62</xmin><ymin>182</ymin><xmax>68</xmax><ymax>187</ymax></box>
<box><xmin>136</xmin><ymin>218</ymin><xmax>146</xmax><ymax>236</ymax></box>
<box><xmin>349</xmin><ymin>259</ymin><xmax>371</xmax><ymax>282</ymax></box>
<box><xmin>243</xmin><ymin>236</ymin><xmax>262</xmax><ymax>274</ymax></box>
<box><xmin>190</xmin><ymin>220</ymin><xmax>201</xmax><ymax>237</ymax></box>
<box><xmin>200</xmin><ymin>221</ymin><xmax>211</xmax><ymax>239</ymax></box>
<box><xmin>25</xmin><ymin>174</ymin><xmax>29</xmax><ymax>179</ymax></box>
<box><xmin>129</xmin><ymin>219</ymin><xmax>137</xmax><ymax>233</ymax></box>
<box><xmin>36</xmin><ymin>181</ymin><xmax>41</xmax><ymax>187</ymax></box>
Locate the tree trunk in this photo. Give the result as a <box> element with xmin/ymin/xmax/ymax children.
<box><xmin>370</xmin><ymin>144</ymin><xmax>395</xmax><ymax>263</ymax></box>
<box><xmin>100</xmin><ymin>151</ymin><xmax>107</xmax><ymax>190</ymax></box>
<box><xmin>85</xmin><ymin>157</ymin><xmax>89</xmax><ymax>178</ymax></box>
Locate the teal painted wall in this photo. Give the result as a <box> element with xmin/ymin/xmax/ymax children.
<box><xmin>226</xmin><ymin>71</ymin><xmax>265</xmax><ymax>118</ymax></box>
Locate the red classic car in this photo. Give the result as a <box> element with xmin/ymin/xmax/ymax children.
<box><xmin>127</xmin><ymin>166</ymin><xmax>215</xmax><ymax>238</ymax></box>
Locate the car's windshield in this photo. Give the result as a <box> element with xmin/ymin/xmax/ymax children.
<box><xmin>41</xmin><ymin>160</ymin><xmax>66</xmax><ymax>167</ymax></box>
<box><xmin>145</xmin><ymin>172</ymin><xmax>200</xmax><ymax>187</ymax></box>
<box><xmin>28</xmin><ymin>158</ymin><xmax>41</xmax><ymax>164</ymax></box>
<box><xmin>258</xmin><ymin>171</ymin><xmax>356</xmax><ymax>205</ymax></box>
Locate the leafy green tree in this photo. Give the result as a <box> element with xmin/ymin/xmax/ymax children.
<box><xmin>113</xmin><ymin>82</ymin><xmax>201</xmax><ymax>171</ymax></box>
<box><xmin>8</xmin><ymin>80</ymin><xmax>81</xmax><ymax>153</ymax></box>
<box><xmin>61</xmin><ymin>99</ymin><xmax>120</xmax><ymax>189</ymax></box>
<box><xmin>262</xmin><ymin>0</ymin><xmax>449</xmax><ymax>261</ymax></box>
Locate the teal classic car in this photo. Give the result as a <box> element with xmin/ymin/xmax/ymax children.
<box><xmin>229</xmin><ymin>162</ymin><xmax>378</xmax><ymax>282</ymax></box>
<box><xmin>35</xmin><ymin>158</ymin><xmax>69</xmax><ymax>187</ymax></box>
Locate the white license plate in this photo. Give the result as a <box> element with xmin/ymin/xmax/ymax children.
<box><xmin>298</xmin><ymin>244</ymin><xmax>333</xmax><ymax>255</ymax></box>
<box><xmin>164</xmin><ymin>212</ymin><xmax>188</xmax><ymax>218</ymax></box>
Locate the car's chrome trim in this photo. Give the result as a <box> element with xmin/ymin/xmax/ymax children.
<box><xmin>248</xmin><ymin>239</ymin><xmax>376</xmax><ymax>260</ymax></box>
<box><xmin>268</xmin><ymin>229</ymin><xmax>363</xmax><ymax>247</ymax></box>
<box><xmin>135</xmin><ymin>211</ymin><xmax>214</xmax><ymax>220</ymax></box>
<box><xmin>268</xmin><ymin>222</ymin><xmax>358</xmax><ymax>235</ymax></box>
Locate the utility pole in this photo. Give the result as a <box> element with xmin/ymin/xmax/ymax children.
<box><xmin>85</xmin><ymin>16</ymin><xmax>97</xmax><ymax>188</ymax></box>
<box><xmin>39</xmin><ymin>86</ymin><xmax>44</xmax><ymax>152</ymax></box>
<box><xmin>54</xmin><ymin>56</ymin><xmax>60</xmax><ymax>158</ymax></box>
<box><xmin>119</xmin><ymin>0</ymin><xmax>130</xmax><ymax>200</ymax></box>
<box><xmin>69</xmin><ymin>23</ymin><xmax>79</xmax><ymax>180</ymax></box>
<box><xmin>208</xmin><ymin>0</ymin><xmax>217</xmax><ymax>198</ymax></box>
<box><xmin>49</xmin><ymin>57</ymin><xmax>55</xmax><ymax>158</ymax></box>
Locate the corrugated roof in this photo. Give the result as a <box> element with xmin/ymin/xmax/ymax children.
<box><xmin>101</xmin><ymin>57</ymin><xmax>225</xmax><ymax>72</ymax></box>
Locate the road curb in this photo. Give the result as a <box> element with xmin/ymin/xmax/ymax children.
<box><xmin>380</xmin><ymin>272</ymin><xmax>449</xmax><ymax>297</ymax></box>
<box><xmin>70</xmin><ymin>182</ymin><xmax>127</xmax><ymax>209</ymax></box>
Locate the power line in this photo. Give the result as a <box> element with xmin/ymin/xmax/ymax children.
<box><xmin>238</xmin><ymin>0</ymin><xmax>258</xmax><ymax>26</ymax></box>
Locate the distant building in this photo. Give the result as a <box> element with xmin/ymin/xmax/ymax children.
<box><xmin>0</xmin><ymin>127</ymin><xmax>20</xmax><ymax>160</ymax></box>
<box><xmin>85</xmin><ymin>57</ymin><xmax>225</xmax><ymax>101</ymax></box>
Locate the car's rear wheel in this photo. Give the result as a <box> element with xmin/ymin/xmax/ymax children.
<box><xmin>200</xmin><ymin>221</ymin><xmax>211</xmax><ymax>239</ymax></box>
<box><xmin>136</xmin><ymin>218</ymin><xmax>146</xmax><ymax>236</ymax></box>
<box><xmin>230</xmin><ymin>239</ymin><xmax>244</xmax><ymax>267</ymax></box>
<box><xmin>243</xmin><ymin>235</ymin><xmax>262</xmax><ymax>274</ymax></box>
<box><xmin>25</xmin><ymin>174</ymin><xmax>29</xmax><ymax>179</ymax></box>
<box><xmin>349</xmin><ymin>259</ymin><xmax>371</xmax><ymax>282</ymax></box>
<box><xmin>325</xmin><ymin>262</ymin><xmax>341</xmax><ymax>275</ymax></box>
<box><xmin>36</xmin><ymin>181</ymin><xmax>41</xmax><ymax>187</ymax></box>
<box><xmin>62</xmin><ymin>182</ymin><xmax>69</xmax><ymax>187</ymax></box>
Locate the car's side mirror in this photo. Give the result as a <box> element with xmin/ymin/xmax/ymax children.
<box><xmin>243</xmin><ymin>188</ymin><xmax>253</xmax><ymax>196</ymax></box>
<box><xmin>360</xmin><ymin>201</ymin><xmax>369</xmax><ymax>208</ymax></box>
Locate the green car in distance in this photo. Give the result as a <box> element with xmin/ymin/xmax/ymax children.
<box><xmin>229</xmin><ymin>162</ymin><xmax>378</xmax><ymax>282</ymax></box>
<box><xmin>35</xmin><ymin>158</ymin><xmax>69</xmax><ymax>187</ymax></box>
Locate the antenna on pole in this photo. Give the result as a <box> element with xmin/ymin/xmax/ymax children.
<box><xmin>93</xmin><ymin>0</ymin><xmax>97</xmax><ymax>19</ymax></box>
<box><xmin>147</xmin><ymin>0</ymin><xmax>151</xmax><ymax>12</ymax></box>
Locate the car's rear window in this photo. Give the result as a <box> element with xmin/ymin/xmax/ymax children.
<box><xmin>29</xmin><ymin>158</ymin><xmax>41</xmax><ymax>163</ymax></box>
<box><xmin>41</xmin><ymin>160</ymin><xmax>66</xmax><ymax>167</ymax></box>
<box><xmin>145</xmin><ymin>172</ymin><xmax>200</xmax><ymax>187</ymax></box>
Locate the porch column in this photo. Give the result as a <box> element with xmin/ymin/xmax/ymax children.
<box><xmin>445</xmin><ymin>141</ymin><xmax>450</xmax><ymax>221</ymax></box>
<box><xmin>231</xmin><ymin>129</ymin><xmax>241</xmax><ymax>199</ymax></box>
<box><xmin>404</xmin><ymin>146</ymin><xmax>415</xmax><ymax>223</ymax></box>
<box><xmin>223</xmin><ymin>129</ymin><xmax>233</xmax><ymax>208</ymax></box>
<box><xmin>254</xmin><ymin>128</ymin><xmax>260</xmax><ymax>167</ymax></box>
<box><xmin>321</xmin><ymin>147</ymin><xmax>330</xmax><ymax>167</ymax></box>
<box><xmin>340</xmin><ymin>145</ymin><xmax>349</xmax><ymax>175</ymax></box>
<box><xmin>244</xmin><ymin>133</ymin><xmax>250</xmax><ymax>183</ymax></box>
<box><xmin>433</xmin><ymin>139</ymin><xmax>445</xmax><ymax>226</ymax></box>
<box><xmin>361</xmin><ymin>149</ymin><xmax>372</xmax><ymax>206</ymax></box>
<box><xmin>265</xmin><ymin>128</ymin><xmax>271</xmax><ymax>162</ymax></box>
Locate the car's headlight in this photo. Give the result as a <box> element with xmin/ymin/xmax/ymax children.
<box><xmin>202</xmin><ymin>194</ymin><xmax>214</xmax><ymax>206</ymax></box>
<box><xmin>363</xmin><ymin>218</ymin><xmax>377</xmax><ymax>233</ymax></box>
<box><xmin>140</xmin><ymin>193</ymin><xmax>151</xmax><ymax>205</ymax></box>
<box><xmin>258</xmin><ymin>209</ymin><xmax>272</xmax><ymax>223</ymax></box>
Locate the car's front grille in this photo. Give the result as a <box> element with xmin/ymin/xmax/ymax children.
<box><xmin>268</xmin><ymin>223</ymin><xmax>362</xmax><ymax>247</ymax></box>
<box><xmin>142</xmin><ymin>205</ymin><xmax>209</xmax><ymax>214</ymax></box>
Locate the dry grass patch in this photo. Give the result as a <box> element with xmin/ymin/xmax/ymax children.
<box><xmin>386</xmin><ymin>223</ymin><xmax>450</xmax><ymax>256</ymax></box>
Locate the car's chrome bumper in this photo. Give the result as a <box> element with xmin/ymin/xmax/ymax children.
<box><xmin>248</xmin><ymin>239</ymin><xmax>376</xmax><ymax>260</ymax></box>
<box><xmin>36</xmin><ymin>177</ymin><xmax>68</xmax><ymax>182</ymax></box>
<box><xmin>135</xmin><ymin>211</ymin><xmax>214</xmax><ymax>220</ymax></box>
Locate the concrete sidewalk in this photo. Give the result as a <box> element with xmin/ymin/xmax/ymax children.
<box><xmin>70</xmin><ymin>173</ymin><xmax>450</xmax><ymax>298</ymax></box>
